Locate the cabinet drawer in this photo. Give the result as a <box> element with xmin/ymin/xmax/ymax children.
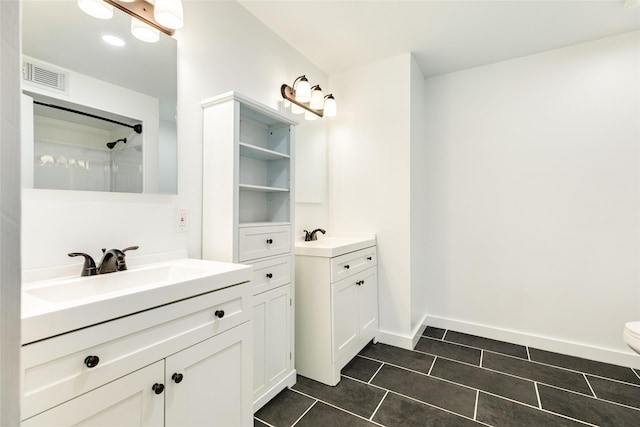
<box><xmin>238</xmin><ymin>225</ymin><xmax>291</xmax><ymax>262</ymax></box>
<box><xmin>21</xmin><ymin>282</ymin><xmax>251</xmax><ymax>420</ymax></box>
<box><xmin>331</xmin><ymin>246</ymin><xmax>377</xmax><ymax>283</ymax></box>
<box><xmin>248</xmin><ymin>255</ymin><xmax>291</xmax><ymax>295</ymax></box>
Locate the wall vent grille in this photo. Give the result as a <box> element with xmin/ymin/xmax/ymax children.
<box><xmin>23</xmin><ymin>61</ymin><xmax>68</xmax><ymax>94</ymax></box>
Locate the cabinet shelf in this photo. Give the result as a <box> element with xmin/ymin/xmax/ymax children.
<box><xmin>240</xmin><ymin>143</ymin><xmax>290</xmax><ymax>161</ymax></box>
<box><xmin>239</xmin><ymin>184</ymin><xmax>289</xmax><ymax>193</ymax></box>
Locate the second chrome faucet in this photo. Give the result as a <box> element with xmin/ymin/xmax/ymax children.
<box><xmin>68</xmin><ymin>246</ymin><xmax>139</xmax><ymax>276</ymax></box>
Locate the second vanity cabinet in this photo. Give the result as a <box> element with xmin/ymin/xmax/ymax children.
<box><xmin>202</xmin><ymin>92</ymin><xmax>297</xmax><ymax>411</ymax></box>
<box><xmin>295</xmin><ymin>243</ymin><xmax>379</xmax><ymax>386</ymax></box>
<box><xmin>21</xmin><ymin>279</ymin><xmax>253</xmax><ymax>426</ymax></box>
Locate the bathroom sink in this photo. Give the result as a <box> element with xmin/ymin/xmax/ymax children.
<box><xmin>22</xmin><ymin>258</ymin><xmax>252</xmax><ymax>344</ymax></box>
<box><xmin>295</xmin><ymin>236</ymin><xmax>376</xmax><ymax>257</ymax></box>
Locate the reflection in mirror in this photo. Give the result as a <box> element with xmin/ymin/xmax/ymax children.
<box><xmin>21</xmin><ymin>0</ymin><xmax>177</xmax><ymax>194</ymax></box>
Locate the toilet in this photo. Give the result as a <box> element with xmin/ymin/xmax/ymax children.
<box><xmin>623</xmin><ymin>322</ymin><xmax>640</xmax><ymax>355</ymax></box>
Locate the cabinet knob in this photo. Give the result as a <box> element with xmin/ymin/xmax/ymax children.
<box><xmin>172</xmin><ymin>373</ymin><xmax>184</xmax><ymax>384</ymax></box>
<box><xmin>361</xmin><ymin>280</ymin><xmax>365</xmax><ymax>285</ymax></box>
<box><xmin>152</xmin><ymin>383</ymin><xmax>165</xmax><ymax>395</ymax></box>
<box><xmin>344</xmin><ymin>264</ymin><xmax>350</xmax><ymax>270</ymax></box>
<box><xmin>214</xmin><ymin>309</ymin><xmax>225</xmax><ymax>319</ymax></box>
<box><xmin>266</xmin><ymin>239</ymin><xmax>273</xmax><ymax>245</ymax></box>
<box><xmin>356</xmin><ymin>280</ymin><xmax>364</xmax><ymax>286</ymax></box>
<box><xmin>266</xmin><ymin>273</ymin><xmax>273</xmax><ymax>279</ymax></box>
<box><xmin>367</xmin><ymin>256</ymin><xmax>372</xmax><ymax>261</ymax></box>
<box><xmin>84</xmin><ymin>355</ymin><xmax>100</xmax><ymax>368</ymax></box>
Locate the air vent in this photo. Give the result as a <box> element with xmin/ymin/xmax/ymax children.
<box><xmin>23</xmin><ymin>61</ymin><xmax>68</xmax><ymax>94</ymax></box>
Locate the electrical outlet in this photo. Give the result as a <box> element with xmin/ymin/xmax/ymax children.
<box><xmin>176</xmin><ymin>208</ymin><xmax>189</xmax><ymax>232</ymax></box>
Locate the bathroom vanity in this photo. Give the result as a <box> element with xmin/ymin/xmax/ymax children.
<box><xmin>201</xmin><ymin>92</ymin><xmax>297</xmax><ymax>411</ymax></box>
<box><xmin>295</xmin><ymin>236</ymin><xmax>379</xmax><ymax>386</ymax></box>
<box><xmin>20</xmin><ymin>258</ymin><xmax>253</xmax><ymax>426</ymax></box>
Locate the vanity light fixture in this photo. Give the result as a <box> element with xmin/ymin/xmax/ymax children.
<box><xmin>79</xmin><ymin>0</ymin><xmax>182</xmax><ymax>37</ymax></box>
<box><xmin>131</xmin><ymin>17</ymin><xmax>160</xmax><ymax>43</ymax></box>
<box><xmin>102</xmin><ymin>34</ymin><xmax>126</xmax><ymax>46</ymax></box>
<box><xmin>281</xmin><ymin>76</ymin><xmax>337</xmax><ymax>120</ymax></box>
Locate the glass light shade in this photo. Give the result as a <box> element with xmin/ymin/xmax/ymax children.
<box><xmin>295</xmin><ymin>78</ymin><xmax>311</xmax><ymax>103</ymax></box>
<box><xmin>291</xmin><ymin>103</ymin><xmax>305</xmax><ymax>114</ymax></box>
<box><xmin>305</xmin><ymin>111</ymin><xmax>318</xmax><ymax>121</ymax></box>
<box><xmin>154</xmin><ymin>0</ymin><xmax>184</xmax><ymax>29</ymax></box>
<box><xmin>309</xmin><ymin>87</ymin><xmax>324</xmax><ymax>110</ymax></box>
<box><xmin>78</xmin><ymin>0</ymin><xmax>113</xmax><ymax>20</ymax></box>
<box><xmin>323</xmin><ymin>96</ymin><xmax>337</xmax><ymax>117</ymax></box>
<box><xmin>131</xmin><ymin>18</ymin><xmax>160</xmax><ymax>43</ymax></box>
<box><xmin>102</xmin><ymin>34</ymin><xmax>125</xmax><ymax>46</ymax></box>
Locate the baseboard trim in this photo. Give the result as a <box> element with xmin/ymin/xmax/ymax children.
<box><xmin>253</xmin><ymin>369</ymin><xmax>297</xmax><ymax>413</ymax></box>
<box><xmin>377</xmin><ymin>314</ymin><xmax>428</xmax><ymax>350</ymax></box>
<box><xmin>426</xmin><ymin>316</ymin><xmax>640</xmax><ymax>369</ymax></box>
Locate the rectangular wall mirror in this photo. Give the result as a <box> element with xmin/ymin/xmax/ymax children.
<box><xmin>21</xmin><ymin>0</ymin><xmax>178</xmax><ymax>194</ymax></box>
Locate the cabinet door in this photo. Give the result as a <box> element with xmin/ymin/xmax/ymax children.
<box><xmin>331</xmin><ymin>277</ymin><xmax>359</xmax><ymax>363</ymax></box>
<box><xmin>358</xmin><ymin>268</ymin><xmax>379</xmax><ymax>343</ymax></box>
<box><xmin>253</xmin><ymin>285</ymin><xmax>291</xmax><ymax>402</ymax></box>
<box><xmin>21</xmin><ymin>361</ymin><xmax>164</xmax><ymax>427</ymax></box>
<box><xmin>165</xmin><ymin>322</ymin><xmax>252</xmax><ymax>427</ymax></box>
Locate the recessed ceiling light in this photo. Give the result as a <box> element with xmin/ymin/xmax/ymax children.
<box><xmin>102</xmin><ymin>35</ymin><xmax>125</xmax><ymax>46</ymax></box>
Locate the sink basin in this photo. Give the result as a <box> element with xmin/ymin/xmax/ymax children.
<box><xmin>22</xmin><ymin>257</ymin><xmax>252</xmax><ymax>344</ymax></box>
<box><xmin>25</xmin><ymin>263</ymin><xmax>211</xmax><ymax>304</ymax></box>
<box><xmin>295</xmin><ymin>236</ymin><xmax>376</xmax><ymax>257</ymax></box>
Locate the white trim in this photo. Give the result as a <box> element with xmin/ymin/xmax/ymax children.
<box><xmin>253</xmin><ymin>370</ymin><xmax>297</xmax><ymax>413</ymax></box>
<box><xmin>426</xmin><ymin>315</ymin><xmax>640</xmax><ymax>369</ymax></box>
<box><xmin>376</xmin><ymin>313</ymin><xmax>428</xmax><ymax>350</ymax></box>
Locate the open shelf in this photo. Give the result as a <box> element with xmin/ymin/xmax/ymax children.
<box><xmin>239</xmin><ymin>184</ymin><xmax>289</xmax><ymax>192</ymax></box>
<box><xmin>239</xmin><ymin>143</ymin><xmax>290</xmax><ymax>161</ymax></box>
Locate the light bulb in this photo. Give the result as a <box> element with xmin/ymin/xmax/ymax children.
<box><xmin>294</xmin><ymin>77</ymin><xmax>311</xmax><ymax>103</ymax></box>
<box><xmin>291</xmin><ymin>103</ymin><xmax>304</xmax><ymax>114</ymax></box>
<box><xmin>78</xmin><ymin>0</ymin><xmax>113</xmax><ymax>20</ymax></box>
<box><xmin>131</xmin><ymin>18</ymin><xmax>160</xmax><ymax>43</ymax></box>
<box><xmin>154</xmin><ymin>0</ymin><xmax>184</xmax><ymax>29</ymax></box>
<box><xmin>305</xmin><ymin>111</ymin><xmax>318</xmax><ymax>121</ymax></box>
<box><xmin>323</xmin><ymin>95</ymin><xmax>337</xmax><ymax>117</ymax></box>
<box><xmin>309</xmin><ymin>86</ymin><xmax>324</xmax><ymax>110</ymax></box>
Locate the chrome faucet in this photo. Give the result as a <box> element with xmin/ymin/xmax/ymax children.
<box><xmin>68</xmin><ymin>246</ymin><xmax>139</xmax><ymax>276</ymax></box>
<box><xmin>303</xmin><ymin>229</ymin><xmax>326</xmax><ymax>241</ymax></box>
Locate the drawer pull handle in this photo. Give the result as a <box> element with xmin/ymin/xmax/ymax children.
<box><xmin>356</xmin><ymin>280</ymin><xmax>365</xmax><ymax>286</ymax></box>
<box><xmin>367</xmin><ymin>256</ymin><xmax>372</xmax><ymax>261</ymax></box>
<box><xmin>152</xmin><ymin>383</ymin><xmax>165</xmax><ymax>395</ymax></box>
<box><xmin>172</xmin><ymin>373</ymin><xmax>184</xmax><ymax>384</ymax></box>
<box><xmin>266</xmin><ymin>273</ymin><xmax>273</xmax><ymax>279</ymax></box>
<box><xmin>214</xmin><ymin>310</ymin><xmax>225</xmax><ymax>319</ymax></box>
<box><xmin>344</xmin><ymin>264</ymin><xmax>350</xmax><ymax>270</ymax></box>
<box><xmin>84</xmin><ymin>355</ymin><xmax>100</xmax><ymax>368</ymax></box>
<box><xmin>266</xmin><ymin>239</ymin><xmax>273</xmax><ymax>245</ymax></box>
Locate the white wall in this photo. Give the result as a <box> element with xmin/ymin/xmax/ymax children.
<box><xmin>21</xmin><ymin>0</ymin><xmax>327</xmax><ymax>270</ymax></box>
<box><xmin>423</xmin><ymin>31</ymin><xmax>640</xmax><ymax>367</ymax></box>
<box><xmin>328</xmin><ymin>53</ymin><xmax>415</xmax><ymax>345</ymax></box>
<box><xmin>1</xmin><ymin>0</ymin><xmax>21</xmax><ymax>424</ymax></box>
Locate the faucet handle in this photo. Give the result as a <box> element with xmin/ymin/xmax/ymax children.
<box><xmin>303</xmin><ymin>230</ymin><xmax>312</xmax><ymax>242</ymax></box>
<box><xmin>68</xmin><ymin>252</ymin><xmax>97</xmax><ymax>277</ymax></box>
<box><xmin>122</xmin><ymin>246</ymin><xmax>139</xmax><ymax>253</ymax></box>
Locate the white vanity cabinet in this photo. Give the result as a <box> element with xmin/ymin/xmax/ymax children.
<box><xmin>295</xmin><ymin>244</ymin><xmax>379</xmax><ymax>386</ymax></box>
<box><xmin>202</xmin><ymin>92</ymin><xmax>297</xmax><ymax>411</ymax></box>
<box><xmin>21</xmin><ymin>280</ymin><xmax>253</xmax><ymax>427</ymax></box>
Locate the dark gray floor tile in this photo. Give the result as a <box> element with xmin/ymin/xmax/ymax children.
<box><xmin>253</xmin><ymin>419</ymin><xmax>269</xmax><ymax>427</ymax></box>
<box><xmin>359</xmin><ymin>342</ymin><xmax>435</xmax><ymax>373</ymax></box>
<box><xmin>482</xmin><ymin>351</ymin><xmax>593</xmax><ymax>395</ymax></box>
<box><xmin>476</xmin><ymin>392</ymin><xmax>588</xmax><ymax>426</ymax></box>
<box><xmin>539</xmin><ymin>384</ymin><xmax>640</xmax><ymax>427</ymax></box>
<box><xmin>342</xmin><ymin>356</ymin><xmax>382</xmax><ymax>383</ymax></box>
<box><xmin>254</xmin><ymin>388</ymin><xmax>314</xmax><ymax>427</ymax></box>
<box><xmin>373</xmin><ymin>392</ymin><xmax>482</xmax><ymax>426</ymax></box>
<box><xmin>415</xmin><ymin>337</ymin><xmax>481</xmax><ymax>365</ymax></box>
<box><xmin>293</xmin><ymin>375</ymin><xmax>385</xmax><ymax>419</ymax></box>
<box><xmin>423</xmin><ymin>326</ymin><xmax>446</xmax><ymax>340</ymax></box>
<box><xmin>431</xmin><ymin>357</ymin><xmax>538</xmax><ymax>406</ymax></box>
<box><xmin>445</xmin><ymin>330</ymin><xmax>528</xmax><ymax>359</ymax></box>
<box><xmin>587</xmin><ymin>375</ymin><xmax>640</xmax><ymax>409</ymax></box>
<box><xmin>371</xmin><ymin>364</ymin><xmax>476</xmax><ymax>418</ymax></box>
<box><xmin>295</xmin><ymin>402</ymin><xmax>376</xmax><ymax>427</ymax></box>
<box><xmin>529</xmin><ymin>348</ymin><xmax>640</xmax><ymax>385</ymax></box>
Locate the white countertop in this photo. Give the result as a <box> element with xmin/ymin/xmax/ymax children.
<box><xmin>295</xmin><ymin>235</ymin><xmax>376</xmax><ymax>258</ymax></box>
<box><xmin>21</xmin><ymin>257</ymin><xmax>252</xmax><ymax>344</ymax></box>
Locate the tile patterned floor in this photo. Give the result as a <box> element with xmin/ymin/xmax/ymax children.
<box><xmin>254</xmin><ymin>327</ymin><xmax>640</xmax><ymax>426</ymax></box>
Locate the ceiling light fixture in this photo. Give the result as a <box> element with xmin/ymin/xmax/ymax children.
<box><xmin>78</xmin><ymin>0</ymin><xmax>182</xmax><ymax>37</ymax></box>
<box><xmin>281</xmin><ymin>76</ymin><xmax>337</xmax><ymax>120</ymax></box>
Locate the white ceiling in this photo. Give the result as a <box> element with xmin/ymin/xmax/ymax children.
<box><xmin>238</xmin><ymin>0</ymin><xmax>640</xmax><ymax>77</ymax></box>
